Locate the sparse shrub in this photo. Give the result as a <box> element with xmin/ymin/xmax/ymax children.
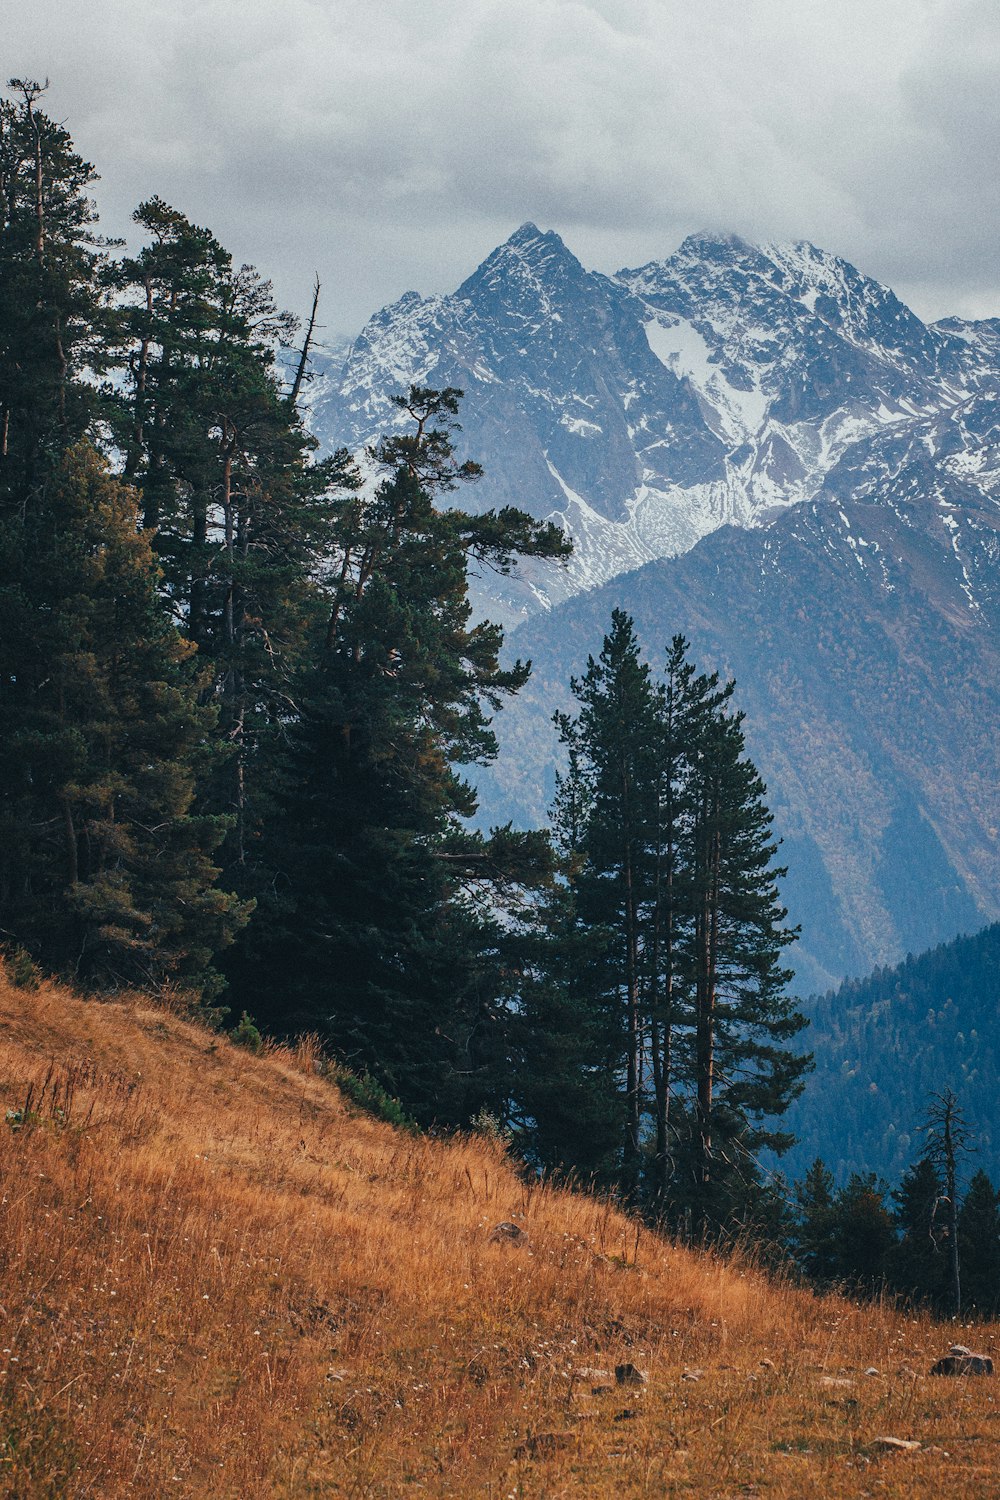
<box><xmin>469</xmin><ymin>1107</ymin><xmax>511</xmax><ymax>1146</ymax></box>
<box><xmin>231</xmin><ymin>1010</ymin><xmax>264</xmax><ymax>1054</ymax></box>
<box><xmin>334</xmin><ymin>1066</ymin><xmax>419</xmax><ymax>1133</ymax></box>
<box><xmin>4</xmin><ymin>946</ymin><xmax>39</xmax><ymax>991</ymax></box>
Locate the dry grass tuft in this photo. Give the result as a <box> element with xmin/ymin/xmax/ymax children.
<box><xmin>0</xmin><ymin>971</ymin><xmax>997</xmax><ymax>1496</ymax></box>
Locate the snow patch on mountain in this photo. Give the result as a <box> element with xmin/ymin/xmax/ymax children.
<box><xmin>304</xmin><ymin>225</ymin><xmax>1000</xmax><ymax>615</ymax></box>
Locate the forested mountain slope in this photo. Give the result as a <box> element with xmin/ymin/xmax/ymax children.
<box><xmin>781</xmin><ymin>924</ymin><xmax>1000</xmax><ymax>1185</ymax></box>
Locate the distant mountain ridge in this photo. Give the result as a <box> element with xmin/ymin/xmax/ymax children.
<box><xmin>477</xmin><ymin>481</ymin><xmax>1000</xmax><ymax>990</ymax></box>
<box><xmin>306</xmin><ymin>223</ymin><xmax>1000</xmax><ymax>620</ymax></box>
<box><xmin>304</xmin><ymin>226</ymin><xmax>1000</xmax><ymax>988</ymax></box>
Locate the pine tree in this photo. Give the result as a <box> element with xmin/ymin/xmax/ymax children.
<box><xmin>554</xmin><ymin>609</ymin><xmax>660</xmax><ymax>1195</ymax></box>
<box><xmin>232</xmin><ymin>388</ymin><xmax>570</xmax><ymax>1122</ymax></box>
<box><xmin>890</xmin><ymin>1157</ymin><xmax>948</xmax><ymax>1307</ymax></box>
<box><xmin>112</xmin><ymin>199</ymin><xmax>357</xmax><ymax>882</ymax></box>
<box><xmin>682</xmin><ymin>699</ymin><xmax>807</xmax><ymax>1224</ymax></box>
<box><xmin>791</xmin><ymin>1158</ymin><xmax>840</xmax><ymax>1285</ymax></box>
<box><xmin>645</xmin><ymin>637</ymin><xmax>732</xmax><ymax>1212</ymax></box>
<box><xmin>830</xmin><ymin>1174</ymin><xmax>896</xmax><ymax>1296</ymax></box>
<box><xmin>510</xmin><ymin>749</ymin><xmax>623</xmax><ymax>1181</ymax></box>
<box><xmin>0</xmin><ymin>444</ymin><xmax>248</xmax><ymax>992</ymax></box>
<box><xmin>0</xmin><ymin>85</ymin><xmax>246</xmax><ymax>994</ymax></box>
<box><xmin>957</xmin><ymin>1170</ymin><xmax>1000</xmax><ymax>1315</ymax></box>
<box><xmin>0</xmin><ymin>78</ymin><xmax>113</xmax><ymax>510</ymax></box>
<box><xmin>547</xmin><ymin>618</ymin><xmax>808</xmax><ymax>1220</ymax></box>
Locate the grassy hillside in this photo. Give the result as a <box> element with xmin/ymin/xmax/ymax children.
<box><xmin>0</xmin><ymin>974</ymin><xmax>998</xmax><ymax>1498</ymax></box>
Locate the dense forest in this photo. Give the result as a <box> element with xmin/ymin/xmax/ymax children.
<box><xmin>782</xmin><ymin>923</ymin><xmax>1000</xmax><ymax>1182</ymax></box>
<box><xmin>2</xmin><ymin>79</ymin><xmax>998</xmax><ymax>1310</ymax></box>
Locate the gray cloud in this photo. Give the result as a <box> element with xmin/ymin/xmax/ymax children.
<box><xmin>7</xmin><ymin>0</ymin><xmax>999</xmax><ymax>331</ymax></box>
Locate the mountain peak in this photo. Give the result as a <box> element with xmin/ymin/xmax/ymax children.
<box><xmin>677</xmin><ymin>229</ymin><xmax>755</xmax><ymax>258</ymax></box>
<box><xmin>507</xmin><ymin>220</ymin><xmax>543</xmax><ymax>243</ymax></box>
<box><xmin>457</xmin><ymin>222</ymin><xmax>587</xmax><ymax>305</ymax></box>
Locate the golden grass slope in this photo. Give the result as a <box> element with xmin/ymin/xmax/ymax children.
<box><xmin>0</xmin><ymin>972</ymin><xmax>998</xmax><ymax>1497</ymax></box>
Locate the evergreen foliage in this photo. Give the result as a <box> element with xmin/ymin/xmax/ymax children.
<box><xmin>791</xmin><ymin>1158</ymin><xmax>840</xmax><ymax>1286</ymax></box>
<box><xmin>890</xmin><ymin>1157</ymin><xmax>948</xmax><ymax>1308</ymax></box>
<box><xmin>958</xmin><ymin>1170</ymin><xmax>1000</xmax><ymax>1315</ymax></box>
<box><xmin>523</xmin><ymin>613</ymin><xmax>809</xmax><ymax>1222</ymax></box>
<box><xmin>111</xmin><ymin>196</ymin><xmax>361</xmax><ymax>883</ymax></box>
<box><xmin>827</xmin><ymin>1173</ymin><xmax>896</xmax><ymax>1295</ymax></box>
<box><xmin>787</xmin><ymin>1116</ymin><xmax>1000</xmax><ymax>1316</ymax></box>
<box><xmin>509</xmin><ymin>875</ymin><xmax>624</xmax><ymax>1183</ymax></box>
<box><xmin>0</xmin><ymin>443</ymin><xmax>248</xmax><ymax>992</ymax></box>
<box><xmin>231</xmin><ymin>388</ymin><xmax>570</xmax><ymax>1124</ymax></box>
<box><xmin>0</xmin><ymin>83</ymin><xmax>246</xmax><ymax>996</ymax></box>
<box><xmin>785</xmin><ymin>922</ymin><xmax>1000</xmax><ymax>1183</ymax></box>
<box><xmin>0</xmin><ymin>79</ymin><xmax>113</xmax><ymax>505</ymax></box>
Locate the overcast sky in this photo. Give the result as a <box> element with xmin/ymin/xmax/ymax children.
<box><xmin>7</xmin><ymin>0</ymin><xmax>1000</xmax><ymax>336</ymax></box>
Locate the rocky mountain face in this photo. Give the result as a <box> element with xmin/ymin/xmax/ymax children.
<box><xmin>477</xmin><ymin>486</ymin><xmax>1000</xmax><ymax>992</ymax></box>
<box><xmin>306</xmin><ymin>225</ymin><xmax>1000</xmax><ymax>988</ymax></box>
<box><xmin>307</xmin><ymin>223</ymin><xmax>1000</xmax><ymax>615</ymax></box>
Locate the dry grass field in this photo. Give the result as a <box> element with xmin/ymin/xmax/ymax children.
<box><xmin>0</xmin><ymin>970</ymin><xmax>998</xmax><ymax>1498</ymax></box>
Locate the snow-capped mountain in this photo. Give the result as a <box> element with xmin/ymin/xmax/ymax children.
<box><xmin>306</xmin><ymin>225</ymin><xmax>1000</xmax><ymax>987</ymax></box>
<box><xmin>307</xmin><ymin>223</ymin><xmax>1000</xmax><ymax>620</ymax></box>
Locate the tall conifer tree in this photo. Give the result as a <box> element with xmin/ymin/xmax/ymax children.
<box><xmin>0</xmin><ymin>444</ymin><xmax>249</xmax><ymax>991</ymax></box>
<box><xmin>0</xmin><ymin>78</ymin><xmax>112</xmax><ymax>509</ymax></box>
<box><xmin>543</xmin><ymin>615</ymin><xmax>808</xmax><ymax>1220</ymax></box>
<box><xmin>0</xmin><ymin>83</ymin><xmax>247</xmax><ymax>995</ymax></box>
<box><xmin>511</xmin><ymin>745</ymin><xmax>623</xmax><ymax>1180</ymax></box>
<box><xmin>554</xmin><ymin>610</ymin><xmax>659</xmax><ymax>1195</ymax></box>
<box><xmin>112</xmin><ymin>201</ymin><xmax>358</xmax><ymax>882</ymax></box>
<box><xmin>957</xmin><ymin>1170</ymin><xmax>1000</xmax><ymax>1314</ymax></box>
<box><xmin>890</xmin><ymin>1156</ymin><xmax>948</xmax><ymax>1307</ymax></box>
<box><xmin>682</xmin><ymin>697</ymin><xmax>806</xmax><ymax>1222</ymax></box>
<box><xmin>234</xmin><ymin>388</ymin><xmax>570</xmax><ymax>1122</ymax></box>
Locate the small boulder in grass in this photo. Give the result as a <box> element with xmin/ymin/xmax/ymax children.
<box><xmin>575</xmin><ymin>1366</ymin><xmax>613</xmax><ymax>1394</ymax></box>
<box><xmin>615</xmin><ymin>1362</ymin><xmax>647</xmax><ymax>1386</ymax></box>
<box><xmin>488</xmin><ymin>1220</ymin><xmax>528</xmax><ymax>1246</ymax></box>
<box><xmin>931</xmin><ymin>1351</ymin><xmax>994</xmax><ymax>1376</ymax></box>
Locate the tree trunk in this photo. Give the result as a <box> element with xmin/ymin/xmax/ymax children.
<box><xmin>288</xmin><ymin>275</ymin><xmax>320</xmax><ymax>412</ymax></box>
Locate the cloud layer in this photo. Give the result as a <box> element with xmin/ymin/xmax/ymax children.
<box><xmin>8</xmin><ymin>0</ymin><xmax>999</xmax><ymax>331</ymax></box>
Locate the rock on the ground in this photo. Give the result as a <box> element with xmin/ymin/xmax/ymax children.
<box><xmin>931</xmin><ymin>1352</ymin><xmax>994</xmax><ymax>1376</ymax></box>
<box><xmin>488</xmin><ymin>1220</ymin><xmax>528</xmax><ymax>1246</ymax></box>
<box><xmin>615</xmin><ymin>1362</ymin><xmax>648</xmax><ymax>1386</ymax></box>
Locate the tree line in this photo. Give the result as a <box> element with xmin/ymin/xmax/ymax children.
<box><xmin>1</xmin><ymin>79</ymin><xmax>810</xmax><ymax>1234</ymax></box>
<box><xmin>788</xmin><ymin>1091</ymin><xmax>1000</xmax><ymax>1317</ymax></box>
